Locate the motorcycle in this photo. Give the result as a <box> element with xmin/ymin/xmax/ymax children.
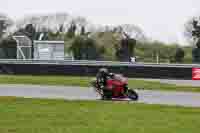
<box><xmin>91</xmin><ymin>74</ymin><xmax>138</xmax><ymax>101</ymax></box>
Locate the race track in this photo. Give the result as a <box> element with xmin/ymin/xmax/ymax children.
<box><xmin>135</xmin><ymin>78</ymin><xmax>200</xmax><ymax>87</ymax></box>
<box><xmin>0</xmin><ymin>84</ymin><xmax>200</xmax><ymax>107</ymax></box>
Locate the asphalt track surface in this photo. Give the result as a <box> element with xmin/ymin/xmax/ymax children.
<box><xmin>135</xmin><ymin>78</ymin><xmax>200</xmax><ymax>87</ymax></box>
<box><xmin>0</xmin><ymin>84</ymin><xmax>200</xmax><ymax>108</ymax></box>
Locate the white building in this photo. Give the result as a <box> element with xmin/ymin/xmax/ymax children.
<box><xmin>33</xmin><ymin>41</ymin><xmax>65</xmax><ymax>60</ymax></box>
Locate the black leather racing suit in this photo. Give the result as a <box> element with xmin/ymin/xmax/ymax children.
<box><xmin>96</xmin><ymin>72</ymin><xmax>114</xmax><ymax>90</ymax></box>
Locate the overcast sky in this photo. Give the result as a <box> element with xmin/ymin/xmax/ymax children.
<box><xmin>0</xmin><ymin>0</ymin><xmax>200</xmax><ymax>44</ymax></box>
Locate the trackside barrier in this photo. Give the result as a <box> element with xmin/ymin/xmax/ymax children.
<box><xmin>192</xmin><ymin>68</ymin><xmax>200</xmax><ymax>80</ymax></box>
<box><xmin>0</xmin><ymin>60</ymin><xmax>195</xmax><ymax>80</ymax></box>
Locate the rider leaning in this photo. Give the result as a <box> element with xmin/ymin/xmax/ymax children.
<box><xmin>96</xmin><ymin>68</ymin><xmax>128</xmax><ymax>93</ymax></box>
<box><xmin>96</xmin><ymin>68</ymin><xmax>114</xmax><ymax>90</ymax></box>
<box><xmin>95</xmin><ymin>68</ymin><xmax>138</xmax><ymax>100</ymax></box>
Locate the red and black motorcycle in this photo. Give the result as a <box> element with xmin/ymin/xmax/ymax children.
<box><xmin>91</xmin><ymin>74</ymin><xmax>138</xmax><ymax>101</ymax></box>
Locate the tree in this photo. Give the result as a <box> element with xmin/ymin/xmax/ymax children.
<box><xmin>116</xmin><ymin>24</ymin><xmax>146</xmax><ymax>41</ymax></box>
<box><xmin>15</xmin><ymin>13</ymin><xmax>91</xmax><ymax>36</ymax></box>
<box><xmin>184</xmin><ymin>16</ymin><xmax>200</xmax><ymax>44</ymax></box>
<box><xmin>66</xmin><ymin>21</ymin><xmax>77</xmax><ymax>38</ymax></box>
<box><xmin>81</xmin><ymin>26</ymin><xmax>85</xmax><ymax>35</ymax></box>
<box><xmin>116</xmin><ymin>38</ymin><xmax>136</xmax><ymax>61</ymax></box>
<box><xmin>113</xmin><ymin>25</ymin><xmax>140</xmax><ymax>61</ymax></box>
<box><xmin>24</xmin><ymin>24</ymin><xmax>36</xmax><ymax>40</ymax></box>
<box><xmin>15</xmin><ymin>13</ymin><xmax>70</xmax><ymax>33</ymax></box>
<box><xmin>59</xmin><ymin>24</ymin><xmax>64</xmax><ymax>33</ymax></box>
<box><xmin>0</xmin><ymin>13</ymin><xmax>13</xmax><ymax>39</ymax></box>
<box><xmin>0</xmin><ymin>36</ymin><xmax>17</xmax><ymax>59</ymax></box>
<box><xmin>91</xmin><ymin>31</ymin><xmax>121</xmax><ymax>60</ymax></box>
<box><xmin>47</xmin><ymin>31</ymin><xmax>64</xmax><ymax>40</ymax></box>
<box><xmin>69</xmin><ymin>36</ymin><xmax>82</xmax><ymax>60</ymax></box>
<box><xmin>184</xmin><ymin>16</ymin><xmax>200</xmax><ymax>63</ymax></box>
<box><xmin>174</xmin><ymin>48</ymin><xmax>185</xmax><ymax>63</ymax></box>
<box><xmin>69</xmin><ymin>36</ymin><xmax>102</xmax><ymax>60</ymax></box>
<box><xmin>134</xmin><ymin>41</ymin><xmax>181</xmax><ymax>63</ymax></box>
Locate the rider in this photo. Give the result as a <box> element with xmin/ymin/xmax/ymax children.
<box><xmin>96</xmin><ymin>68</ymin><xmax>114</xmax><ymax>88</ymax></box>
<box><xmin>96</xmin><ymin>68</ymin><xmax>138</xmax><ymax>100</ymax></box>
<box><xmin>96</xmin><ymin>68</ymin><xmax>128</xmax><ymax>94</ymax></box>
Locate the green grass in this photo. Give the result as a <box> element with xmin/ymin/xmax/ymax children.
<box><xmin>0</xmin><ymin>75</ymin><xmax>200</xmax><ymax>92</ymax></box>
<box><xmin>0</xmin><ymin>97</ymin><xmax>199</xmax><ymax>133</ymax></box>
<box><xmin>0</xmin><ymin>75</ymin><xmax>90</xmax><ymax>87</ymax></box>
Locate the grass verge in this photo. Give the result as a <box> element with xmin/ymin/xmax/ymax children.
<box><xmin>0</xmin><ymin>97</ymin><xmax>199</xmax><ymax>133</ymax></box>
<box><xmin>0</xmin><ymin>75</ymin><xmax>199</xmax><ymax>92</ymax></box>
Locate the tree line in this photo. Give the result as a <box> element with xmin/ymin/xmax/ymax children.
<box><xmin>0</xmin><ymin>12</ymin><xmax>197</xmax><ymax>63</ymax></box>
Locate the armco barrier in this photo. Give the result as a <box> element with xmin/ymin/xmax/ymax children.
<box><xmin>0</xmin><ymin>60</ymin><xmax>194</xmax><ymax>79</ymax></box>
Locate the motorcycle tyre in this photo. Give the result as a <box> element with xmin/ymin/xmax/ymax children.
<box><xmin>127</xmin><ymin>89</ymin><xmax>138</xmax><ymax>101</ymax></box>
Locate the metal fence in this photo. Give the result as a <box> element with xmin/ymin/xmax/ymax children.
<box><xmin>0</xmin><ymin>59</ymin><xmax>199</xmax><ymax>67</ymax></box>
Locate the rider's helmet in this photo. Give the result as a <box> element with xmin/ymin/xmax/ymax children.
<box><xmin>98</xmin><ymin>68</ymin><xmax>109</xmax><ymax>76</ymax></box>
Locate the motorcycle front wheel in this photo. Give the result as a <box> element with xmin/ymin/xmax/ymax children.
<box><xmin>127</xmin><ymin>89</ymin><xmax>138</xmax><ymax>101</ymax></box>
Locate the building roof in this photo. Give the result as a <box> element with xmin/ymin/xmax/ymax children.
<box><xmin>34</xmin><ymin>40</ymin><xmax>64</xmax><ymax>44</ymax></box>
